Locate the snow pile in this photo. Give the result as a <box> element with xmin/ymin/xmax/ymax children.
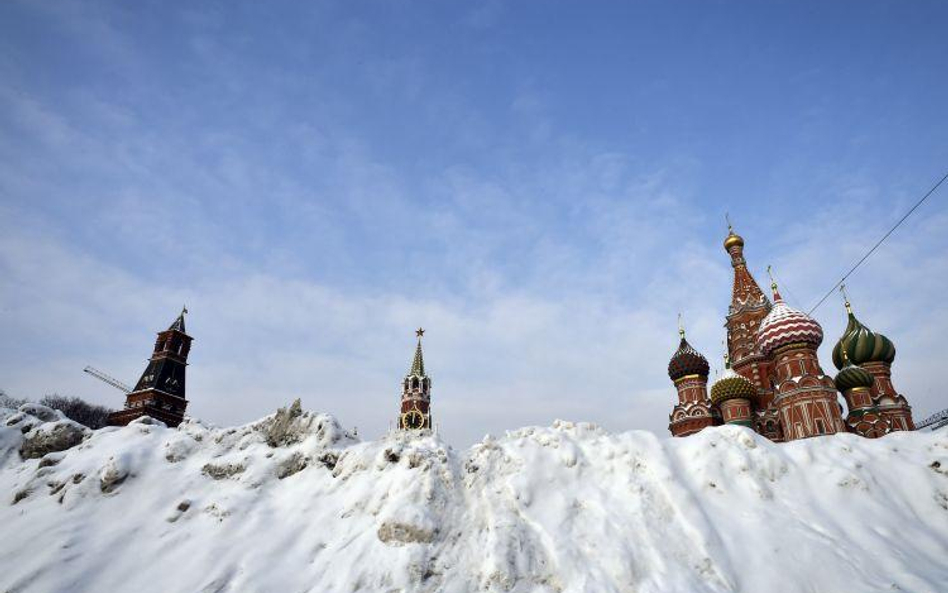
<box><xmin>1</xmin><ymin>405</ymin><xmax>947</xmax><ymax>593</ymax></box>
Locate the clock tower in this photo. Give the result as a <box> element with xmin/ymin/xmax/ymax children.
<box><xmin>398</xmin><ymin>328</ymin><xmax>432</xmax><ymax>430</ymax></box>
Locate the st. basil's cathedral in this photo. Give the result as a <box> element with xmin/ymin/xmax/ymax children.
<box><xmin>667</xmin><ymin>226</ymin><xmax>915</xmax><ymax>442</ymax></box>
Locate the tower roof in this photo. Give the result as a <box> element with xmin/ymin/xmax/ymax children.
<box><xmin>667</xmin><ymin>324</ymin><xmax>710</xmax><ymax>381</ymax></box>
<box><xmin>710</xmin><ymin>356</ymin><xmax>757</xmax><ymax>404</ymax></box>
<box><xmin>834</xmin><ymin>348</ymin><xmax>876</xmax><ymax>392</ymax></box>
<box><xmin>724</xmin><ymin>227</ymin><xmax>770</xmax><ymax>315</ymax></box>
<box><xmin>757</xmin><ymin>279</ymin><xmax>823</xmax><ymax>357</ymax></box>
<box><xmin>168</xmin><ymin>306</ymin><xmax>188</xmax><ymax>333</ymax></box>
<box><xmin>407</xmin><ymin>328</ymin><xmax>427</xmax><ymax>378</ymax></box>
<box><xmin>831</xmin><ymin>292</ymin><xmax>896</xmax><ymax>370</ymax></box>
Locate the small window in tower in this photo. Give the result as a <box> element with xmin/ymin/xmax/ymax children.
<box><xmin>814</xmin><ymin>417</ymin><xmax>827</xmax><ymax>435</ymax></box>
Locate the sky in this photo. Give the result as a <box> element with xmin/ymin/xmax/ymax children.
<box><xmin>1</xmin><ymin>0</ymin><xmax>947</xmax><ymax>446</ymax></box>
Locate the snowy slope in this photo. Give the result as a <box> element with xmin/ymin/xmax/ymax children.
<box><xmin>1</xmin><ymin>404</ymin><xmax>947</xmax><ymax>593</ymax></box>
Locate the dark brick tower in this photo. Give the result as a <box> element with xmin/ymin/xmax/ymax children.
<box><xmin>108</xmin><ymin>308</ymin><xmax>192</xmax><ymax>427</ymax></box>
<box><xmin>398</xmin><ymin>328</ymin><xmax>432</xmax><ymax>430</ymax></box>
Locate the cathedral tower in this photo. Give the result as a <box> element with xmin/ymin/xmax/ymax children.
<box><xmin>667</xmin><ymin>322</ymin><xmax>714</xmax><ymax>437</ymax></box>
<box><xmin>832</xmin><ymin>291</ymin><xmax>914</xmax><ymax>431</ymax></box>
<box><xmin>757</xmin><ymin>281</ymin><xmax>845</xmax><ymax>440</ymax></box>
<box><xmin>108</xmin><ymin>308</ymin><xmax>192</xmax><ymax>428</ymax></box>
<box><xmin>722</xmin><ymin>226</ymin><xmax>774</xmax><ymax>406</ymax></box>
<box><xmin>398</xmin><ymin>328</ymin><xmax>432</xmax><ymax>430</ymax></box>
<box><xmin>834</xmin><ymin>348</ymin><xmax>891</xmax><ymax>438</ymax></box>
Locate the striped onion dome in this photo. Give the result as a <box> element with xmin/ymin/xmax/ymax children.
<box><xmin>831</xmin><ymin>301</ymin><xmax>896</xmax><ymax>370</ymax></box>
<box><xmin>834</xmin><ymin>359</ymin><xmax>875</xmax><ymax>392</ymax></box>
<box><xmin>710</xmin><ymin>362</ymin><xmax>757</xmax><ymax>404</ymax></box>
<box><xmin>668</xmin><ymin>336</ymin><xmax>710</xmax><ymax>381</ymax></box>
<box><xmin>757</xmin><ymin>286</ymin><xmax>823</xmax><ymax>357</ymax></box>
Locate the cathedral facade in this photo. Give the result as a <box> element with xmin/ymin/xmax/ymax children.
<box><xmin>668</xmin><ymin>228</ymin><xmax>914</xmax><ymax>442</ymax></box>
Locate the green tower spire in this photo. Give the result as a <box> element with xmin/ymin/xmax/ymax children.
<box><xmin>409</xmin><ymin>328</ymin><xmax>426</xmax><ymax>377</ymax></box>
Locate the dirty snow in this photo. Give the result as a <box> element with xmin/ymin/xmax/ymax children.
<box><xmin>1</xmin><ymin>404</ymin><xmax>947</xmax><ymax>593</ymax></box>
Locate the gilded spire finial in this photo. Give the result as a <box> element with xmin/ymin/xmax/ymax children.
<box><xmin>839</xmin><ymin>284</ymin><xmax>852</xmax><ymax>314</ymax></box>
<box><xmin>416</xmin><ymin>327</ymin><xmax>425</xmax><ymax>338</ymax></box>
<box><xmin>726</xmin><ymin>212</ymin><xmax>733</xmax><ymax>234</ymax></box>
<box><xmin>181</xmin><ymin>305</ymin><xmax>188</xmax><ymax>316</ymax></box>
<box><xmin>677</xmin><ymin>313</ymin><xmax>685</xmax><ymax>339</ymax></box>
<box><xmin>722</xmin><ymin>339</ymin><xmax>730</xmax><ymax>369</ymax></box>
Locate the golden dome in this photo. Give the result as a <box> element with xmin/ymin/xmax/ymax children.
<box><xmin>723</xmin><ymin>231</ymin><xmax>744</xmax><ymax>251</ymax></box>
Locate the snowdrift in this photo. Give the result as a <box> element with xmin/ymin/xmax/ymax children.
<box><xmin>1</xmin><ymin>403</ymin><xmax>947</xmax><ymax>593</ymax></box>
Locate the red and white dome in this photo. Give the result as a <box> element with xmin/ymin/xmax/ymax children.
<box><xmin>757</xmin><ymin>288</ymin><xmax>823</xmax><ymax>356</ymax></box>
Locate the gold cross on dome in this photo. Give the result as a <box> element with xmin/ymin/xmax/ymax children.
<box><xmin>416</xmin><ymin>327</ymin><xmax>425</xmax><ymax>338</ymax></box>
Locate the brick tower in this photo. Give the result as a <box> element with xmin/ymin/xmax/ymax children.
<box><xmin>667</xmin><ymin>322</ymin><xmax>714</xmax><ymax>437</ymax></box>
<box><xmin>831</xmin><ymin>290</ymin><xmax>914</xmax><ymax>431</ymax></box>
<box><xmin>398</xmin><ymin>328</ymin><xmax>432</xmax><ymax>430</ymax></box>
<box><xmin>108</xmin><ymin>307</ymin><xmax>192</xmax><ymax>427</ymax></box>
<box><xmin>722</xmin><ymin>226</ymin><xmax>778</xmax><ymax>437</ymax></box>
<box><xmin>758</xmin><ymin>281</ymin><xmax>845</xmax><ymax>440</ymax></box>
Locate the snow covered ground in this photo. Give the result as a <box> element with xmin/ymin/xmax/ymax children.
<box><xmin>1</xmin><ymin>403</ymin><xmax>947</xmax><ymax>593</ymax></box>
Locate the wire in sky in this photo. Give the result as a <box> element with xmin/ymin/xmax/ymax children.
<box><xmin>807</xmin><ymin>170</ymin><xmax>948</xmax><ymax>315</ymax></box>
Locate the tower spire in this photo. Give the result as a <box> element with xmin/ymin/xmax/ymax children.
<box><xmin>169</xmin><ymin>306</ymin><xmax>187</xmax><ymax>332</ymax></box>
<box><xmin>409</xmin><ymin>328</ymin><xmax>426</xmax><ymax>377</ymax></box>
<box><xmin>723</xmin><ymin>224</ymin><xmax>768</xmax><ymax>313</ymax></box>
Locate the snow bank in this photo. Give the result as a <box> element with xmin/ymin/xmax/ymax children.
<box><xmin>1</xmin><ymin>407</ymin><xmax>946</xmax><ymax>593</ymax></box>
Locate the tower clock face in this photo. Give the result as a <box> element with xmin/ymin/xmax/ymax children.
<box><xmin>402</xmin><ymin>410</ymin><xmax>425</xmax><ymax>430</ymax></box>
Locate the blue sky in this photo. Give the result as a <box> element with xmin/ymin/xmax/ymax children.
<box><xmin>1</xmin><ymin>0</ymin><xmax>947</xmax><ymax>445</ymax></box>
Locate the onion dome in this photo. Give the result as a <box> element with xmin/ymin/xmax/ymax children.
<box><xmin>757</xmin><ymin>280</ymin><xmax>823</xmax><ymax>357</ymax></box>
<box><xmin>710</xmin><ymin>357</ymin><xmax>757</xmax><ymax>404</ymax></box>
<box><xmin>831</xmin><ymin>296</ymin><xmax>896</xmax><ymax>370</ymax></box>
<box><xmin>834</xmin><ymin>358</ymin><xmax>875</xmax><ymax>392</ymax></box>
<box><xmin>723</xmin><ymin>228</ymin><xmax>744</xmax><ymax>251</ymax></box>
<box><xmin>668</xmin><ymin>327</ymin><xmax>710</xmax><ymax>381</ymax></box>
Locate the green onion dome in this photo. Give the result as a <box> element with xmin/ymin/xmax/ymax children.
<box><xmin>831</xmin><ymin>301</ymin><xmax>896</xmax><ymax>370</ymax></box>
<box><xmin>668</xmin><ymin>336</ymin><xmax>710</xmax><ymax>381</ymax></box>
<box><xmin>834</xmin><ymin>359</ymin><xmax>876</xmax><ymax>392</ymax></box>
<box><xmin>710</xmin><ymin>363</ymin><xmax>757</xmax><ymax>405</ymax></box>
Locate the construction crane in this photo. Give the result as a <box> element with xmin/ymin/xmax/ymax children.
<box><xmin>83</xmin><ymin>366</ymin><xmax>132</xmax><ymax>394</ymax></box>
<box><xmin>916</xmin><ymin>408</ymin><xmax>948</xmax><ymax>431</ymax></box>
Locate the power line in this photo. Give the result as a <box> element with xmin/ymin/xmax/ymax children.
<box><xmin>808</xmin><ymin>170</ymin><xmax>948</xmax><ymax>315</ymax></box>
